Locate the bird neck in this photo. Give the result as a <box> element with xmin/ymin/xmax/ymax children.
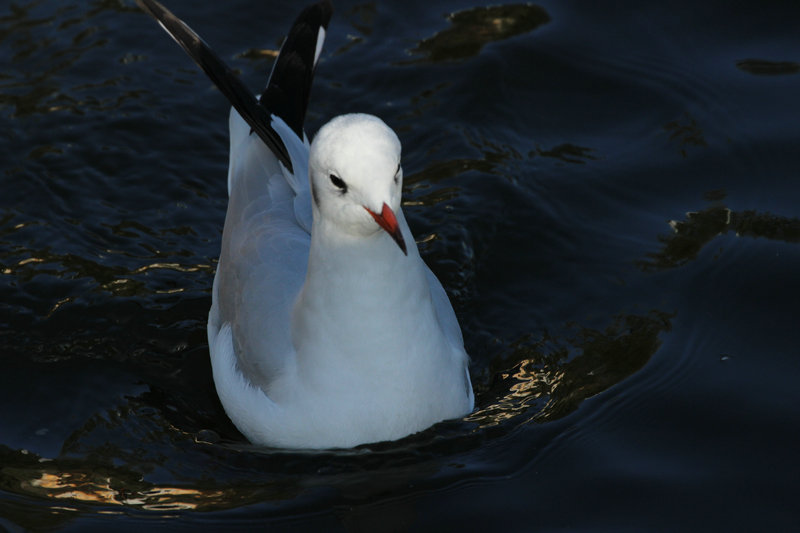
<box><xmin>291</xmin><ymin>209</ymin><xmax>433</xmax><ymax>363</ymax></box>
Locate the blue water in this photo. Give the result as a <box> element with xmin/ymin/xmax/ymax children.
<box><xmin>2</xmin><ymin>0</ymin><xmax>799</xmax><ymax>530</ymax></box>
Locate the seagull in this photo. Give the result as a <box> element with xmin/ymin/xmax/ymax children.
<box><xmin>136</xmin><ymin>0</ymin><xmax>474</xmax><ymax>449</ymax></box>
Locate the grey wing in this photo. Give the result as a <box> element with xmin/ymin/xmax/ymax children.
<box><xmin>209</xmin><ymin>111</ymin><xmax>310</xmax><ymax>393</ymax></box>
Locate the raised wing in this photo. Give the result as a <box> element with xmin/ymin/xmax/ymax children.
<box><xmin>260</xmin><ymin>1</ymin><xmax>332</xmax><ymax>139</ymax></box>
<box><xmin>136</xmin><ymin>0</ymin><xmax>297</xmax><ymax>171</ymax></box>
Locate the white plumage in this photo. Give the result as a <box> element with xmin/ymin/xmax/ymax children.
<box><xmin>207</xmin><ymin>110</ymin><xmax>473</xmax><ymax>448</ymax></box>
<box><xmin>138</xmin><ymin>0</ymin><xmax>474</xmax><ymax>449</ymax></box>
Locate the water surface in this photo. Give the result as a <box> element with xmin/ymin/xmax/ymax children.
<box><xmin>1</xmin><ymin>0</ymin><xmax>799</xmax><ymax>530</ymax></box>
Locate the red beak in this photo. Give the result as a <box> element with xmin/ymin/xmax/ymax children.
<box><xmin>365</xmin><ymin>203</ymin><xmax>407</xmax><ymax>255</ymax></box>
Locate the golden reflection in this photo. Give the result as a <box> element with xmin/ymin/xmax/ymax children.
<box><xmin>0</xmin><ymin>241</ymin><xmax>214</xmax><ymax>299</ymax></box>
<box><xmin>237</xmin><ymin>48</ymin><xmax>279</xmax><ymax>61</ymax></box>
<box><xmin>18</xmin><ymin>468</ymin><xmax>228</xmax><ymax>511</ymax></box>
<box><xmin>46</xmin><ymin>296</ymin><xmax>73</xmax><ymax>318</ymax></box>
<box><xmin>409</xmin><ymin>4</ymin><xmax>550</xmax><ymax>63</ymax></box>
<box><xmin>415</xmin><ymin>233</ymin><xmax>437</xmax><ymax>244</ymax></box>
<box><xmin>131</xmin><ymin>487</ymin><xmax>225</xmax><ymax>511</ymax></box>
<box><xmin>17</xmin><ymin>257</ymin><xmax>44</xmax><ymax>266</ymax></box>
<box><xmin>31</xmin><ymin>472</ymin><xmax>120</xmax><ymax>505</ymax></box>
<box><xmin>155</xmin><ymin>287</ymin><xmax>186</xmax><ymax>295</ymax></box>
<box><xmin>130</xmin><ymin>262</ymin><xmax>211</xmax><ymax>274</ymax></box>
<box><xmin>468</xmin><ymin>310</ymin><xmax>672</xmax><ymax>428</ymax></box>
<box><xmin>467</xmin><ymin>359</ymin><xmax>556</xmax><ymax>426</ymax></box>
<box><xmin>1</xmin><ymin>256</ymin><xmax>44</xmax><ymax>275</ymax></box>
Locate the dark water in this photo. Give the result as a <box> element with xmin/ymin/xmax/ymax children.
<box><xmin>2</xmin><ymin>0</ymin><xmax>799</xmax><ymax>530</ymax></box>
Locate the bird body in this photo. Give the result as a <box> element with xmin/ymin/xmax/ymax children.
<box><xmin>138</xmin><ymin>0</ymin><xmax>474</xmax><ymax>449</ymax></box>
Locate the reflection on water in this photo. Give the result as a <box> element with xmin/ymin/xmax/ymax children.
<box><xmin>0</xmin><ymin>243</ymin><xmax>213</xmax><ymax>301</ymax></box>
<box><xmin>0</xmin><ymin>307</ymin><xmax>674</xmax><ymax>518</ymax></box>
<box><xmin>533</xmin><ymin>143</ymin><xmax>597</xmax><ymax>165</ymax></box>
<box><xmin>469</xmin><ymin>310</ymin><xmax>673</xmax><ymax>427</ymax></box>
<box><xmin>403</xmin><ymin>130</ymin><xmax>524</xmax><ymax>205</ymax></box>
<box><xmin>2</xmin><ymin>0</ymin><xmax>799</xmax><ymax>528</ymax></box>
<box><xmin>736</xmin><ymin>58</ymin><xmax>800</xmax><ymax>76</ymax></box>
<box><xmin>409</xmin><ymin>4</ymin><xmax>550</xmax><ymax>63</ymax></box>
<box><xmin>1</xmin><ymin>446</ymin><xmax>231</xmax><ymax>517</ymax></box>
<box><xmin>664</xmin><ymin>112</ymin><xmax>707</xmax><ymax>158</ymax></box>
<box><xmin>0</xmin><ymin>1</ymin><xmax>142</xmax><ymax>118</ymax></box>
<box><xmin>639</xmin><ymin>202</ymin><xmax>800</xmax><ymax>271</ymax></box>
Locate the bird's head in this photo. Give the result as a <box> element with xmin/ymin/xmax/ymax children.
<box><xmin>308</xmin><ymin>113</ymin><xmax>406</xmax><ymax>255</ymax></box>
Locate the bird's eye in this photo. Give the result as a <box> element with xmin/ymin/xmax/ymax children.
<box><xmin>329</xmin><ymin>173</ymin><xmax>347</xmax><ymax>192</ymax></box>
<box><xmin>394</xmin><ymin>163</ymin><xmax>401</xmax><ymax>185</ymax></box>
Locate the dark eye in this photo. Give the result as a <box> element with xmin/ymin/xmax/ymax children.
<box><xmin>329</xmin><ymin>173</ymin><xmax>347</xmax><ymax>192</ymax></box>
<box><xmin>394</xmin><ymin>163</ymin><xmax>401</xmax><ymax>185</ymax></box>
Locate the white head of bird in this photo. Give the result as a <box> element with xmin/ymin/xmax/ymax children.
<box><xmin>308</xmin><ymin>113</ymin><xmax>407</xmax><ymax>254</ymax></box>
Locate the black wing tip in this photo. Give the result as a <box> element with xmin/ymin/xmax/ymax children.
<box><xmin>260</xmin><ymin>0</ymin><xmax>333</xmax><ymax>138</ymax></box>
<box><xmin>300</xmin><ymin>0</ymin><xmax>334</xmax><ymax>31</ymax></box>
<box><xmin>135</xmin><ymin>0</ymin><xmax>176</xmax><ymax>26</ymax></box>
<box><xmin>135</xmin><ymin>0</ymin><xmax>157</xmax><ymax>15</ymax></box>
<box><xmin>136</xmin><ymin>0</ymin><xmax>295</xmax><ymax>172</ymax></box>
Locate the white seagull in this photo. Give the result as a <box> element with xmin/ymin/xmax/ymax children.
<box><xmin>137</xmin><ymin>0</ymin><xmax>474</xmax><ymax>449</ymax></box>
